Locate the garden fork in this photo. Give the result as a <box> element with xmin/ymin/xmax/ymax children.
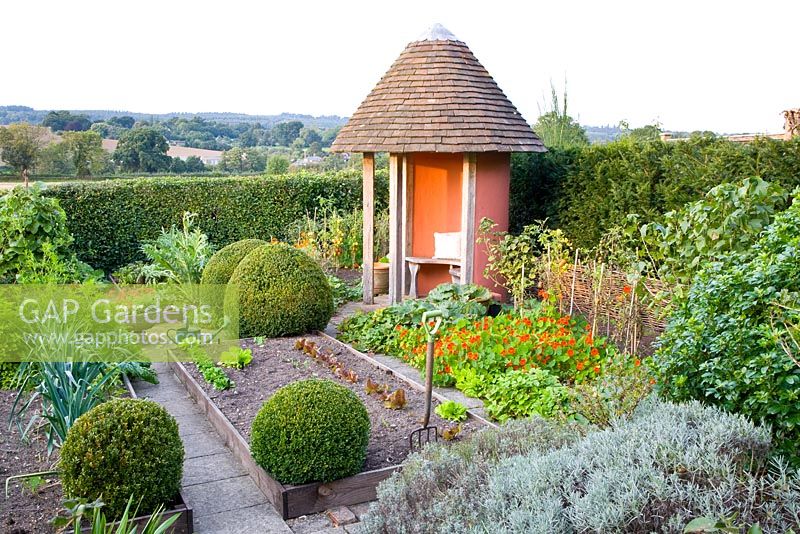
<box><xmin>409</xmin><ymin>309</ymin><xmax>442</xmax><ymax>451</ymax></box>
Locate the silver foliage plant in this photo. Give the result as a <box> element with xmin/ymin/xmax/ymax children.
<box><xmin>363</xmin><ymin>399</ymin><xmax>800</xmax><ymax>533</ymax></box>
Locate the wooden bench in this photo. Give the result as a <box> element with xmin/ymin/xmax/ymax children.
<box><xmin>405</xmin><ymin>257</ymin><xmax>462</xmax><ymax>298</ymax></box>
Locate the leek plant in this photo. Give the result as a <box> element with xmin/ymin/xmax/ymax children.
<box><xmin>9</xmin><ymin>318</ymin><xmax>126</xmax><ymax>453</ymax></box>
<box><xmin>53</xmin><ymin>496</ymin><xmax>180</xmax><ymax>534</ymax></box>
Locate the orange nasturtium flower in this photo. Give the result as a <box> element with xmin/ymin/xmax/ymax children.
<box><xmin>590</xmin><ymin>348</ymin><xmax>600</xmax><ymax>357</ymax></box>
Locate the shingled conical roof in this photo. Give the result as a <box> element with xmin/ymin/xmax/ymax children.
<box><xmin>332</xmin><ymin>24</ymin><xmax>545</xmax><ymax>153</ymax></box>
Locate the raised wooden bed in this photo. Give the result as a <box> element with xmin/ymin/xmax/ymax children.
<box><xmin>80</xmin><ymin>492</ymin><xmax>193</xmax><ymax>534</ymax></box>
<box><xmin>167</xmin><ymin>356</ymin><xmax>399</xmax><ymax>520</ymax></box>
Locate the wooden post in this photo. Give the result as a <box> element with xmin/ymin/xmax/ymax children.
<box><xmin>388</xmin><ymin>153</ymin><xmax>404</xmax><ymax>304</ymax></box>
<box><xmin>362</xmin><ymin>153</ymin><xmax>375</xmax><ymax>304</ymax></box>
<box><xmin>401</xmin><ymin>155</ymin><xmax>414</xmax><ymax>297</ymax></box>
<box><xmin>460</xmin><ymin>153</ymin><xmax>477</xmax><ymax>284</ymax></box>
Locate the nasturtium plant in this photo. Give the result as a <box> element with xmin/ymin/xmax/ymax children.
<box><xmin>397</xmin><ymin>298</ymin><xmax>620</xmax><ymax>388</ymax></box>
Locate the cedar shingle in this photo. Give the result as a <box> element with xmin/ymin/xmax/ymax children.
<box><xmin>332</xmin><ymin>35</ymin><xmax>544</xmax><ymax>154</ymax></box>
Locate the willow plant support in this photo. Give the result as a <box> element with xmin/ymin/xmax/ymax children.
<box><xmin>568</xmin><ymin>249</ymin><xmax>579</xmax><ymax>316</ymax></box>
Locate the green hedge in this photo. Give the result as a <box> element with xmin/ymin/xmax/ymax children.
<box><xmin>46</xmin><ymin>170</ymin><xmax>388</xmax><ymax>273</ymax></box>
<box><xmin>44</xmin><ymin>137</ymin><xmax>800</xmax><ymax>272</ymax></box>
<box><xmin>510</xmin><ymin>136</ymin><xmax>800</xmax><ymax>247</ymax></box>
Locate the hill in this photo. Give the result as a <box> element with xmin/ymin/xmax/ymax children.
<box><xmin>0</xmin><ymin>106</ymin><xmax>348</xmax><ymax>130</ymax></box>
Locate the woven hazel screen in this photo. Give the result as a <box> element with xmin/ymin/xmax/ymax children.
<box><xmin>550</xmin><ymin>264</ymin><xmax>668</xmax><ymax>334</ymax></box>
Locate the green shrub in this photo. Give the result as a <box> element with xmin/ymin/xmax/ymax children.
<box><xmin>60</xmin><ymin>398</ymin><xmax>184</xmax><ymax>519</ymax></box>
<box><xmin>227</xmin><ymin>244</ymin><xmax>333</xmax><ymax>338</ymax></box>
<box><xmin>46</xmin><ymin>171</ymin><xmax>389</xmax><ymax>273</ymax></box>
<box><xmin>250</xmin><ymin>379</ymin><xmax>369</xmax><ymax>484</ymax></box>
<box><xmin>0</xmin><ymin>185</ymin><xmax>77</xmax><ymax>281</ymax></box>
<box><xmin>201</xmin><ymin>238</ymin><xmax>267</xmax><ymax>285</ymax></box>
<box><xmin>655</xmin><ymin>195</ymin><xmax>800</xmax><ymax>462</ymax></box>
<box><xmin>364</xmin><ymin>399</ymin><xmax>800</xmax><ymax>533</ymax></box>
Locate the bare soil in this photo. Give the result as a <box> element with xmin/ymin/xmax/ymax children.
<box><xmin>186</xmin><ymin>334</ymin><xmax>477</xmax><ymax>472</ymax></box>
<box><xmin>327</xmin><ymin>267</ymin><xmax>362</xmax><ymax>284</ymax></box>
<box><xmin>0</xmin><ymin>391</ymin><xmax>60</xmax><ymax>534</ymax></box>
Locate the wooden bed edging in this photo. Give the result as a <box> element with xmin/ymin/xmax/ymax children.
<box><xmin>167</xmin><ymin>357</ymin><xmax>400</xmax><ymax>519</ymax></box>
<box><xmin>315</xmin><ymin>331</ymin><xmax>498</xmax><ymax>429</ymax></box>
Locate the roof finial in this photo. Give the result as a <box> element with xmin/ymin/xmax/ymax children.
<box><xmin>416</xmin><ymin>23</ymin><xmax>459</xmax><ymax>42</ymax></box>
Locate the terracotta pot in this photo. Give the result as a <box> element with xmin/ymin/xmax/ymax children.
<box><xmin>373</xmin><ymin>262</ymin><xmax>390</xmax><ymax>295</ymax></box>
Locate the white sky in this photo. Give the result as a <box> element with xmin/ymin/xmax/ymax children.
<box><xmin>2</xmin><ymin>0</ymin><xmax>798</xmax><ymax>133</ymax></box>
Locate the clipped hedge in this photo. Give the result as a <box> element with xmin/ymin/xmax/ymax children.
<box><xmin>510</xmin><ymin>136</ymin><xmax>800</xmax><ymax>247</ymax></box>
<box><xmin>60</xmin><ymin>398</ymin><xmax>184</xmax><ymax>519</ymax></box>
<box><xmin>46</xmin><ymin>170</ymin><xmax>389</xmax><ymax>273</ymax></box>
<box><xmin>250</xmin><ymin>379</ymin><xmax>370</xmax><ymax>484</ymax></box>
<box><xmin>228</xmin><ymin>244</ymin><xmax>333</xmax><ymax>338</ymax></box>
<box><xmin>201</xmin><ymin>238</ymin><xmax>267</xmax><ymax>285</ymax></box>
<box><xmin>44</xmin><ymin>137</ymin><xmax>800</xmax><ymax>270</ymax></box>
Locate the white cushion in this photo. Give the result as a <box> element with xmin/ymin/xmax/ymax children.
<box><xmin>433</xmin><ymin>232</ymin><xmax>461</xmax><ymax>259</ymax></box>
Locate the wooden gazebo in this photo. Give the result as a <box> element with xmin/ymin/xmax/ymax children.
<box><xmin>332</xmin><ymin>24</ymin><xmax>545</xmax><ymax>304</ymax></box>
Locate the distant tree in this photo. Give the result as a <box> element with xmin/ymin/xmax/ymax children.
<box><xmin>42</xmin><ymin>110</ymin><xmax>91</xmax><ymax>132</ymax></box>
<box><xmin>237</xmin><ymin>128</ymin><xmax>260</xmax><ymax>147</ymax></box>
<box><xmin>90</xmin><ymin>122</ymin><xmax>111</xmax><ymax>137</ymax></box>
<box><xmin>0</xmin><ymin>123</ymin><xmax>48</xmax><ymax>186</ymax></box>
<box><xmin>90</xmin><ymin>121</ymin><xmax>128</xmax><ymax>139</ymax></box>
<box><xmin>298</xmin><ymin>127</ymin><xmax>322</xmax><ymax>147</ymax></box>
<box><xmin>320</xmin><ymin>127</ymin><xmax>340</xmax><ymax>147</ymax></box>
<box><xmin>169</xmin><ymin>157</ymin><xmax>187</xmax><ymax>174</ymax></box>
<box><xmin>113</xmin><ymin>127</ymin><xmax>170</xmax><ymax>173</ymax></box>
<box><xmin>244</xmin><ymin>148</ymin><xmax>267</xmax><ymax>172</ymax></box>
<box><xmin>62</xmin><ymin>130</ymin><xmax>106</xmax><ymax>177</ymax></box>
<box><xmin>620</xmin><ymin>121</ymin><xmax>662</xmax><ymax>142</ymax></box>
<box><xmin>108</xmin><ymin>116</ymin><xmax>135</xmax><ymax>129</ymax></box>
<box><xmin>271</xmin><ymin>121</ymin><xmax>303</xmax><ymax>146</ymax></box>
<box><xmin>37</xmin><ymin>142</ymin><xmax>75</xmax><ymax>176</ymax></box>
<box><xmin>533</xmin><ymin>82</ymin><xmax>589</xmax><ymax>149</ymax></box>
<box><xmin>184</xmin><ymin>155</ymin><xmax>206</xmax><ymax>173</ymax></box>
<box><xmin>308</xmin><ymin>141</ymin><xmax>323</xmax><ymax>156</ymax></box>
<box><xmin>266</xmin><ymin>155</ymin><xmax>290</xmax><ymax>175</ymax></box>
<box><xmin>291</xmin><ymin>137</ymin><xmax>306</xmax><ymax>157</ymax></box>
<box><xmin>220</xmin><ymin>147</ymin><xmax>246</xmax><ymax>172</ymax></box>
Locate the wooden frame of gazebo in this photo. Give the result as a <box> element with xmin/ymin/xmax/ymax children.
<box><xmin>332</xmin><ymin>24</ymin><xmax>545</xmax><ymax>305</ymax></box>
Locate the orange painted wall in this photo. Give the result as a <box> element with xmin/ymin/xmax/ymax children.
<box><xmin>411</xmin><ymin>153</ymin><xmax>463</xmax><ymax>295</ymax></box>
<box><xmin>473</xmin><ymin>152</ymin><xmax>511</xmax><ymax>298</ymax></box>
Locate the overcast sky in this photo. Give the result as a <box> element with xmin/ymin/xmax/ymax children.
<box><xmin>2</xmin><ymin>0</ymin><xmax>797</xmax><ymax>133</ymax></box>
